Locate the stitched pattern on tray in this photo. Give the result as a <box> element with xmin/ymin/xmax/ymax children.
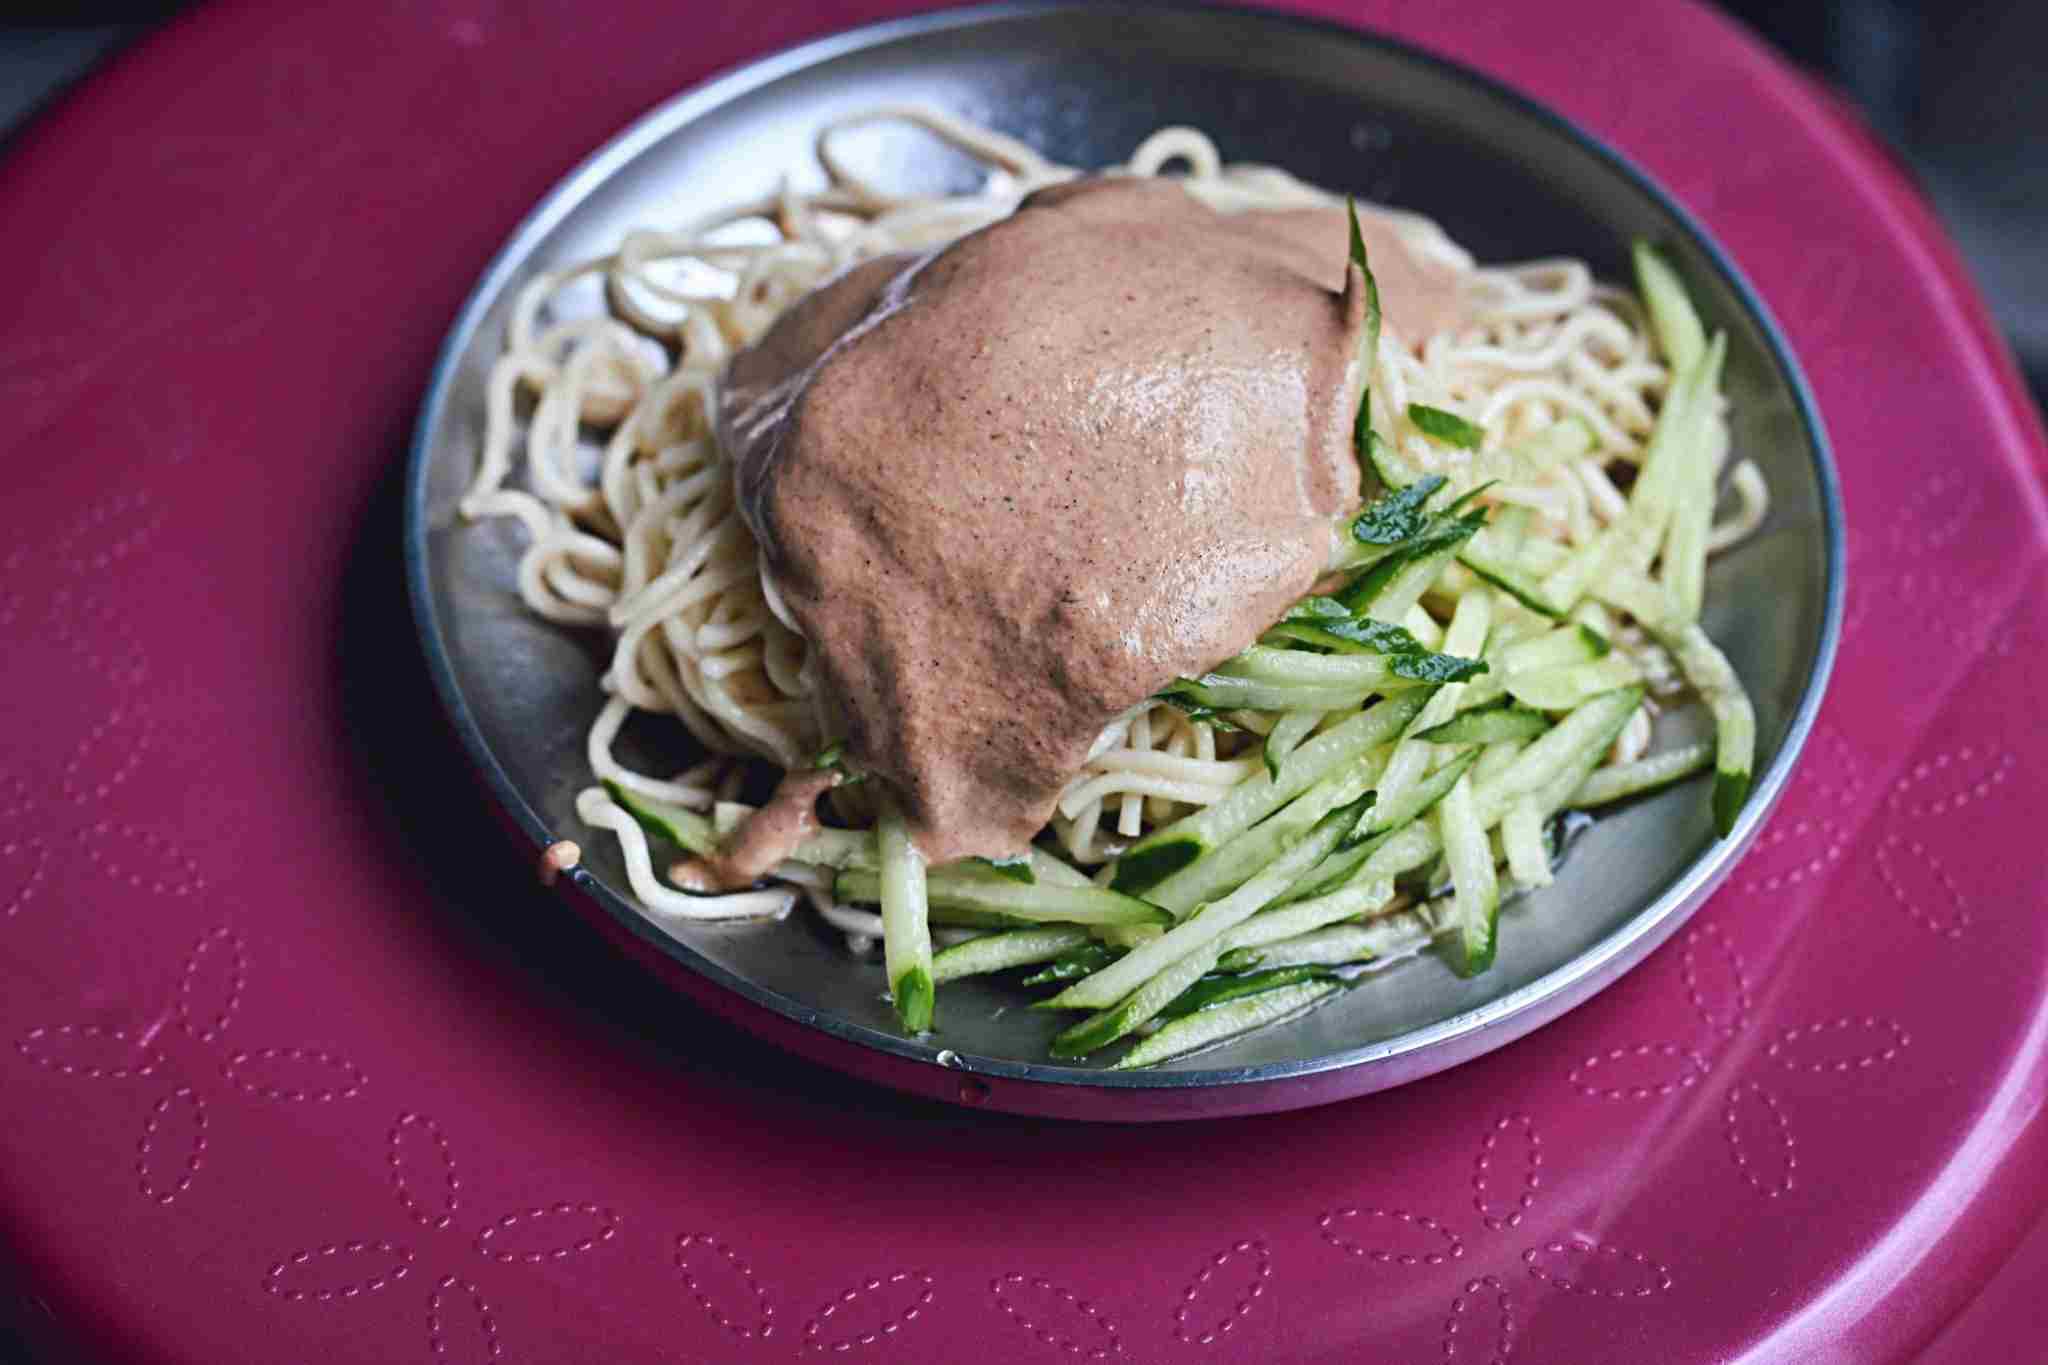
<box><xmin>803</xmin><ymin>1269</ymin><xmax>935</xmax><ymax>1352</ymax></box>
<box><xmin>264</xmin><ymin>1110</ymin><xmax>617</xmax><ymax>1359</ymax></box>
<box><xmin>1873</xmin><ymin>748</ymin><xmax>2015</xmax><ymax>940</ymax></box>
<box><xmin>9</xmin><ymin>927</ymin><xmax>365</xmax><ymax>1204</ymax></box>
<box><xmin>1580</xmin><ymin>908</ymin><xmax>1914</xmax><ymax>1202</ymax></box>
<box><xmin>990</xmin><ymin>1273</ymin><xmax>1123</xmax><ymax>1360</ymax></box>
<box><xmin>1172</xmin><ymin>1239</ymin><xmax>1271</xmax><ymax>1346</ymax></box>
<box><xmin>1316</xmin><ymin>1114</ymin><xmax>1675</xmax><ymax>1361</ymax></box>
<box><xmin>678</xmin><ymin>1234</ymin><xmax>776</xmax><ymax>1342</ymax></box>
<box><xmin>1567</xmin><ymin>1042</ymin><xmax>1710</xmax><ymax>1100</ymax></box>
<box><xmin>1723</xmin><ymin>1081</ymin><xmax>1798</xmax><ymax>1199</ymax></box>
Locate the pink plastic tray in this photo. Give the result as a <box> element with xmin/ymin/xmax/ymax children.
<box><xmin>2</xmin><ymin>2</ymin><xmax>2044</xmax><ymax>1360</ymax></box>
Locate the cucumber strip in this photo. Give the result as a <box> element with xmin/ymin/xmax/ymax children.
<box><xmin>1139</xmin><ymin>755</ymin><xmax>1380</xmax><ymax>916</ymax></box>
<box><xmin>1092</xmin><ymin>922</ymin><xmax>1165</xmax><ymax>949</ymax></box>
<box><xmin>1437</xmin><ymin>774</ymin><xmax>1499</xmax><ymax>976</ymax></box>
<box><xmin>1029</xmin><ymin>847</ymin><xmax>1094</xmax><ymax>887</ymax></box>
<box><xmin>1654</xmin><ymin>622</ymin><xmax>1755</xmax><ymax>835</ymax></box>
<box><xmin>1372</xmin><ymin>589</ymin><xmax>1492</xmax><ymax>811</ymax></box>
<box><xmin>1047</xmin><ymin>797</ymin><xmax>1372</xmax><ymax>1012</ymax></box>
<box><xmin>1501</xmin><ymin>797</ymin><xmax>1552</xmax><ymax>888</ymax></box>
<box><xmin>1664</xmin><ymin>465</ymin><xmax>1713</xmax><ymax>623</ymax></box>
<box><xmin>1662</xmin><ymin>337</ymin><xmax>1730</xmax><ymax>623</ymax></box>
<box><xmin>1262</xmin><ymin>710</ymin><xmax>1324</xmax><ymax>781</ymax></box>
<box><xmin>1159</xmin><ymin>964</ymin><xmax>1334</xmax><ymax>1020</ymax></box>
<box><xmin>1569</xmin><ymin>741</ymin><xmax>1713</xmax><ymax>807</ymax></box>
<box><xmin>1350</xmin><ymin>197</ymin><xmax>1384</xmax><ymax>396</ymax></box>
<box><xmin>1617</xmin><ymin>333</ymin><xmax>1727</xmax><ymax>578</ymax></box>
<box><xmin>1457</xmin><ymin>541</ymin><xmax>1568</xmax><ymax>618</ymax></box>
<box><xmin>1020</xmin><ymin>940</ymin><xmax>1121</xmax><ymax>986</ymax></box>
<box><xmin>1368</xmin><ymin>745</ymin><xmax>1481</xmax><ymax>838</ymax></box>
<box><xmin>1476</xmin><ymin>687</ymin><xmax>1643</xmax><ymax>808</ymax></box>
<box><xmin>1402</xmin><ymin>604</ymin><xmax>1446</xmax><ymax>650</ymax></box>
<box><xmin>1531</xmin><ymin>724</ymin><xmax>1632</xmax><ymax>824</ymax></box>
<box><xmin>1162</xmin><ymin>674</ymin><xmax>1385</xmax><ymax>712</ymax></box>
<box><xmin>1280</xmin><ymin>756</ymin><xmax>1471</xmax><ymax>903</ymax></box>
<box><xmin>601</xmin><ymin>780</ymin><xmax>717</xmax><ymax>858</ymax></box>
<box><xmin>930</xmin><ymin>926</ymin><xmax>1091</xmax><ymax>984</ymax></box>
<box><xmin>1502</xmin><ymin>623</ymin><xmax>1610</xmax><ymax>674</ymax></box>
<box><xmin>1634</xmin><ymin>241</ymin><xmax>1707</xmax><ymax>374</ymax></box>
<box><xmin>1416</xmin><ymin>700</ymin><xmax>1550</xmax><ymax>745</ymax></box>
<box><xmin>1051</xmin><ymin>939</ymin><xmax>1225</xmax><ymax>1057</ymax></box>
<box><xmin>1536</xmin><ymin>526</ymin><xmax>1618</xmax><ymax>619</ymax></box>
<box><xmin>834</xmin><ymin>866</ymin><xmax>1170</xmax><ymax>927</ymax></box>
<box><xmin>1590</xmin><ymin>569</ymin><xmax>1677</xmax><ymax>632</ymax></box>
<box><xmin>1220</xmin><ymin>645</ymin><xmax>1482</xmax><ymax>690</ymax></box>
<box><xmin>1474</xmin><ymin>738</ymin><xmax>1527</xmax><ymax>785</ymax></box>
<box><xmin>1223</xmin><ymin>908</ymin><xmax>1439</xmax><ymax>972</ymax></box>
<box><xmin>877</xmin><ymin>802</ymin><xmax>933</xmax><ymax>1033</ymax></box>
<box><xmin>1505</xmin><ymin>654</ymin><xmax>1643</xmax><ymax>712</ymax></box>
<box><xmin>972</xmin><ymin>855</ymin><xmax>1036</xmax><ymax>884</ymax></box>
<box><xmin>1358</xmin><ymin>538</ymin><xmax>1474</xmax><ymax>624</ymax></box>
<box><xmin>1112</xmin><ymin>980</ymin><xmax>1341</xmax><ymax>1069</ymax></box>
<box><xmin>1112</xmin><ymin>692</ymin><xmax>1426</xmax><ymax>895</ymax></box>
<box><xmin>1570</xmin><ymin>598</ymin><xmax>1618</xmax><ymax>639</ymax></box>
<box><xmin>1221</xmin><ymin>878</ymin><xmax>1395</xmax><ymax>954</ymax></box>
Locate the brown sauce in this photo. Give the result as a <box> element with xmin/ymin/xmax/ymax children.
<box><xmin>715</xmin><ymin>176</ymin><xmax>1465</xmax><ymax>866</ymax></box>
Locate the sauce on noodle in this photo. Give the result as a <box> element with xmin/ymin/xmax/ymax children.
<box><xmin>717</xmin><ymin>177</ymin><xmax>1464</xmax><ymax>866</ymax></box>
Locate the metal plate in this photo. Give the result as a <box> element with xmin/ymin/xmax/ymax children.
<box><xmin>404</xmin><ymin>2</ymin><xmax>1841</xmax><ymax>1118</ymax></box>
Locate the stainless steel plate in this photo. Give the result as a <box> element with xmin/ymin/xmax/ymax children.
<box><xmin>405</xmin><ymin>2</ymin><xmax>1841</xmax><ymax>1119</ymax></box>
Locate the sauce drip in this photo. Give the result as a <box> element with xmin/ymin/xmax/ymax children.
<box><xmin>718</xmin><ymin>177</ymin><xmax>1464</xmax><ymax>864</ymax></box>
<box><xmin>668</xmin><ymin>767</ymin><xmax>839</xmax><ymax>891</ymax></box>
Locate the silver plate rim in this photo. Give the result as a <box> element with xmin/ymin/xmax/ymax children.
<box><xmin>402</xmin><ymin>0</ymin><xmax>1844</xmax><ymax>1096</ymax></box>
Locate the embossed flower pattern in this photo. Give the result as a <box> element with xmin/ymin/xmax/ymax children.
<box><xmin>1317</xmin><ymin>1113</ymin><xmax>1674</xmax><ymax>1362</ymax></box>
<box><xmin>13</xmin><ymin>926</ymin><xmax>367</xmax><ymax>1204</ymax></box>
<box><xmin>670</xmin><ymin>1230</ymin><xmax>936</xmax><ymax>1355</ymax></box>
<box><xmin>262</xmin><ymin>1110</ymin><xmax>621</xmax><ymax>1360</ymax></box>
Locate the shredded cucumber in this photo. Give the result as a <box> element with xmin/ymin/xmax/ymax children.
<box><xmin>877</xmin><ymin>802</ymin><xmax>933</xmax><ymax>1033</ymax></box>
<box><xmin>931</xmin><ymin>926</ymin><xmax>1091</xmax><ymax>984</ymax></box>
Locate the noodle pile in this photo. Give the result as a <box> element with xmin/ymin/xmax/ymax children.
<box><xmin>459</xmin><ymin>107</ymin><xmax>1768</xmax><ymax>943</ymax></box>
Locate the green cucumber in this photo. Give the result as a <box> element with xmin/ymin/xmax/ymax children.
<box><xmin>1047</xmin><ymin>796</ymin><xmax>1374</xmax><ymax>1013</ymax></box>
<box><xmin>1280</xmin><ymin>751</ymin><xmax>1475</xmax><ymax>903</ymax></box>
<box><xmin>1415</xmin><ymin>700</ymin><xmax>1550</xmax><ymax>745</ymax></box>
<box><xmin>1633</xmin><ymin>241</ymin><xmax>1707</xmax><ymax>373</ymax></box>
<box><xmin>1504</xmin><ymin>654</ymin><xmax>1642</xmax><ymax>712</ymax></box>
<box><xmin>930</xmin><ymin>926</ymin><xmax>1091</xmax><ymax>984</ymax></box>
<box><xmin>1436</xmin><ymin>773</ymin><xmax>1498</xmax><ymax>976</ymax></box>
<box><xmin>1568</xmin><ymin>741</ymin><xmax>1713</xmax><ymax>808</ymax></box>
<box><xmin>601</xmin><ymin>781</ymin><xmax>717</xmax><ymax>857</ymax></box>
<box><xmin>1020</xmin><ymin>941</ymin><xmax>1122</xmax><ymax>986</ymax></box>
<box><xmin>1051</xmin><ymin>938</ymin><xmax>1224</xmax><ymax>1058</ymax></box>
<box><xmin>876</xmin><ymin>802</ymin><xmax>933</xmax><ymax>1033</ymax></box>
<box><xmin>1111</xmin><ymin>979</ymin><xmax>1342</xmax><ymax>1069</ymax></box>
<box><xmin>1111</xmin><ymin>691</ymin><xmax>1426</xmax><ymax>896</ymax></box>
<box><xmin>834</xmin><ymin>866</ymin><xmax>1169</xmax><ymax>927</ymax></box>
<box><xmin>1500</xmin><ymin>797</ymin><xmax>1552</xmax><ymax>888</ymax></box>
<box><xmin>1501</xmin><ymin>623</ymin><xmax>1611</xmax><ymax>674</ymax></box>
<box><xmin>1652</xmin><ymin>622</ymin><xmax>1754</xmax><ymax>836</ymax></box>
<box><xmin>1476</xmin><ymin>687</ymin><xmax>1643</xmax><ymax>808</ymax></box>
<box><xmin>1220</xmin><ymin>877</ymin><xmax>1395</xmax><ymax>955</ymax></box>
<box><xmin>1159</xmin><ymin>965</ymin><xmax>1334</xmax><ymax>1020</ymax></box>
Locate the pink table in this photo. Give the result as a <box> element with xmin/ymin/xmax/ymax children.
<box><xmin>3</xmin><ymin>2</ymin><xmax>2045</xmax><ymax>1360</ymax></box>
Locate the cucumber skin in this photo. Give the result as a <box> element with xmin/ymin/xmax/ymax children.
<box><xmin>893</xmin><ymin>965</ymin><xmax>934</xmax><ymax>1033</ymax></box>
<box><xmin>1713</xmin><ymin>769</ymin><xmax>1750</xmax><ymax>838</ymax></box>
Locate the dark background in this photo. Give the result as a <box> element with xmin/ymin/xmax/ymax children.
<box><xmin>0</xmin><ymin>1</ymin><xmax>2042</xmax><ymax>1359</ymax></box>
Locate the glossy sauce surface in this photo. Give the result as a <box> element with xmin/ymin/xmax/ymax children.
<box><xmin>718</xmin><ymin>177</ymin><xmax>1463</xmax><ymax>863</ymax></box>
